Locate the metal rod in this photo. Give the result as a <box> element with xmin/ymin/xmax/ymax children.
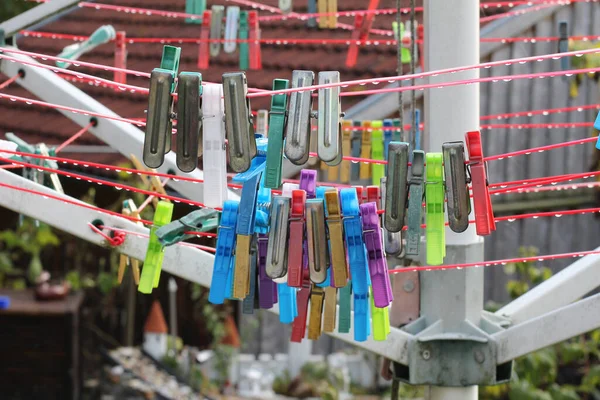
<box><xmin>396</xmin><ymin>0</ymin><xmax>404</xmax><ymax>140</ymax></box>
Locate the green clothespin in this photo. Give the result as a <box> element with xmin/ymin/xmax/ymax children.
<box><xmin>264</xmin><ymin>79</ymin><xmax>290</xmax><ymax>188</ymax></box>
<box><xmin>139</xmin><ymin>201</ymin><xmax>174</xmax><ymax>294</ymax></box>
<box><xmin>239</xmin><ymin>11</ymin><xmax>249</xmax><ymax>70</ymax></box>
<box><xmin>56</xmin><ymin>25</ymin><xmax>116</xmax><ymax>69</ymax></box>
<box><xmin>370</xmin><ymin>287</ymin><xmax>390</xmax><ymax>341</ymax></box>
<box><xmin>392</xmin><ymin>119</ymin><xmax>401</xmax><ymax>142</ymax></box>
<box><xmin>425</xmin><ymin>153</ymin><xmax>445</xmax><ymax>266</ymax></box>
<box><xmin>155</xmin><ymin>209</ymin><xmax>219</xmax><ymax>246</ymax></box>
<box><xmin>185</xmin><ymin>0</ymin><xmax>206</xmax><ymax>24</ymax></box>
<box><xmin>337</xmin><ymin>282</ymin><xmax>352</xmax><ymax>333</ymax></box>
<box><xmin>371</xmin><ymin>120</ymin><xmax>385</xmax><ymax>186</ymax></box>
<box><xmin>159</xmin><ymin>45</ymin><xmax>181</xmax><ymax>93</ymax></box>
<box><xmin>392</xmin><ymin>22</ymin><xmax>411</xmax><ymax>64</ymax></box>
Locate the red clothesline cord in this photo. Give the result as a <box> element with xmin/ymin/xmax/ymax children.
<box><xmin>0</xmin><ymin>74</ymin><xmax>20</xmax><ymax>90</ymax></box>
<box><xmin>55</xmin><ymin>122</ymin><xmax>95</xmax><ymax>153</ymax></box>
<box><xmin>100</xmin><ymin>225</ymin><xmax>217</xmax><ymax>253</ymax></box>
<box><xmin>388</xmin><ymin>249</ymin><xmax>600</xmax><ymax>274</ymax></box>
<box><xmin>22</xmin><ymin>30</ymin><xmax>600</xmax><ymax>47</ymax></box>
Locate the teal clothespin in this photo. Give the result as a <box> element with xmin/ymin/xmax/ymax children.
<box><xmin>239</xmin><ymin>11</ymin><xmax>249</xmax><ymax>70</ymax></box>
<box><xmin>56</xmin><ymin>25</ymin><xmax>116</xmax><ymax>69</ymax></box>
<box><xmin>264</xmin><ymin>79</ymin><xmax>290</xmax><ymax>189</ymax></box>
<box><xmin>186</xmin><ymin>0</ymin><xmax>206</xmax><ymax>24</ymax></box>
<box><xmin>159</xmin><ymin>45</ymin><xmax>181</xmax><ymax>93</ymax></box>
<box><xmin>155</xmin><ymin>209</ymin><xmax>219</xmax><ymax>246</ymax></box>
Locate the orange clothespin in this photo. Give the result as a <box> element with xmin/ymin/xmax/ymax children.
<box><xmin>248</xmin><ymin>11</ymin><xmax>262</xmax><ymax>70</ymax></box>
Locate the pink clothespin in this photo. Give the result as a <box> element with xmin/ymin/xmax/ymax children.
<box><xmin>248</xmin><ymin>11</ymin><xmax>262</xmax><ymax>70</ymax></box>
<box><xmin>114</xmin><ymin>31</ymin><xmax>127</xmax><ymax>85</ymax></box>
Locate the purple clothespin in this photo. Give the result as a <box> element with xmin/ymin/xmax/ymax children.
<box><xmin>299</xmin><ymin>169</ymin><xmax>317</xmax><ymax>279</ymax></box>
<box><xmin>360</xmin><ymin>202</ymin><xmax>393</xmax><ymax>308</ymax></box>
<box><xmin>258</xmin><ymin>234</ymin><xmax>276</xmax><ymax>309</ymax></box>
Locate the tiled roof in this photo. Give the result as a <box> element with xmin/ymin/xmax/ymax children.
<box><xmin>0</xmin><ymin>0</ymin><xmax>509</xmax><ymax>165</ymax></box>
<box><xmin>144</xmin><ymin>300</ymin><xmax>168</xmax><ymax>334</ymax></box>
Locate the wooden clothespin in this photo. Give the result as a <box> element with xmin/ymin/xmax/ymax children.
<box><xmin>130</xmin><ymin>154</ymin><xmax>170</xmax><ymax>209</ymax></box>
<box><xmin>318</xmin><ymin>0</ymin><xmax>337</xmax><ymax>29</ymax></box>
<box><xmin>118</xmin><ymin>199</ymin><xmax>143</xmax><ymax>285</ymax></box>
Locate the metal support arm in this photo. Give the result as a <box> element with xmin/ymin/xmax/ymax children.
<box><xmin>496</xmin><ymin>248</ymin><xmax>600</xmax><ymax>325</ymax></box>
<box><xmin>0</xmin><ymin>49</ymin><xmax>238</xmax><ymax>203</ymax></box>
<box><xmin>0</xmin><ymin>0</ymin><xmax>84</xmax><ymax>39</ymax></box>
<box><xmin>494</xmin><ymin>292</ymin><xmax>600</xmax><ymax>364</ymax></box>
<box><xmin>0</xmin><ymin>168</ymin><xmax>410</xmax><ymax>363</ymax></box>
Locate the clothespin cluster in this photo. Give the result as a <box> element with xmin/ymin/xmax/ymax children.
<box><xmin>207</xmin><ymin>168</ymin><xmax>393</xmax><ymax>343</ymax></box>
<box><xmin>199</xmin><ymin>6</ymin><xmax>261</xmax><ymax>70</ymax></box>
<box><xmin>383</xmin><ymin>130</ymin><xmax>496</xmax><ymax>266</ymax></box>
<box><xmin>305</xmin><ymin>0</ymin><xmax>337</xmax><ymax>29</ymax></box>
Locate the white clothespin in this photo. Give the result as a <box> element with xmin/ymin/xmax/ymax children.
<box><xmin>202</xmin><ymin>84</ymin><xmax>228</xmax><ymax>208</ymax></box>
<box><xmin>224</xmin><ymin>7</ymin><xmax>240</xmax><ymax>54</ymax></box>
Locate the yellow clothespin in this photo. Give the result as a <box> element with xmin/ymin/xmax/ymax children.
<box><xmin>339</xmin><ymin>120</ymin><xmax>352</xmax><ymax>183</ymax></box>
<box><xmin>307</xmin><ymin>285</ymin><xmax>325</xmax><ymax>340</ymax></box>
<box><xmin>130</xmin><ymin>154</ymin><xmax>171</xmax><ymax>208</ymax></box>
<box><xmin>318</xmin><ymin>0</ymin><xmax>337</xmax><ymax>28</ymax></box>
<box><xmin>322</xmin><ymin>286</ymin><xmax>337</xmax><ymax>333</ymax></box>
<box><xmin>359</xmin><ymin>121</ymin><xmax>372</xmax><ymax>180</ymax></box>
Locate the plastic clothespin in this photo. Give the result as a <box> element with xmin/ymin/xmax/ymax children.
<box><xmin>414</xmin><ymin>109</ymin><xmax>421</xmax><ymax>152</ymax></box>
<box><xmin>223</xmin><ymin>72</ymin><xmax>257</xmax><ymax>173</ymax></box>
<box><xmin>345</xmin><ymin>0</ymin><xmax>379</xmax><ymax>67</ymax></box>
<box><xmin>202</xmin><ymin>84</ymin><xmax>228</xmax><ymax>208</ymax></box>
<box><xmin>185</xmin><ymin>0</ymin><xmax>206</xmax><ymax>24</ymax></box>
<box><xmin>405</xmin><ymin>20</ymin><xmax>419</xmax><ymax>66</ymax></box>
<box><xmin>285</xmin><ymin>70</ymin><xmax>315</xmax><ymax>165</ymax></box>
<box><xmin>340</xmin><ymin>188</ymin><xmax>370</xmax><ymax>341</ymax></box>
<box><xmin>266</xmin><ymin>196</ymin><xmax>291</xmax><ymax>279</ymax></box>
<box><xmin>366</xmin><ymin>185</ymin><xmax>379</xmax><ymax>206</ymax></box>
<box><xmin>315</xmin><ymin>187</ymin><xmax>336</xmax><ymax>333</ymax></box>
<box><xmin>307</xmin><ymin>0</ymin><xmax>317</xmax><ymax>28</ymax></box>
<box><xmin>353</xmin><ymin>185</ymin><xmax>365</xmax><ymax>204</ymax></box>
<box><xmin>406</xmin><ymin>150</ymin><xmax>425</xmax><ymax>256</ymax></box>
<box><xmin>114</xmin><ymin>31</ymin><xmax>127</xmax><ymax>85</ymax></box>
<box><xmin>265</xmin><ymin>79</ymin><xmax>290</xmax><ymax>188</ymax></box>
<box><xmin>384</xmin><ymin>142</ymin><xmax>409</xmax><ymax>233</ymax></box>
<box><xmin>306</xmin><ymin>199</ymin><xmax>328</xmax><ymax>284</ymax></box>
<box><xmin>224</xmin><ymin>7</ymin><xmax>240</xmax><ymax>53</ymax></box>
<box><xmin>286</xmin><ymin>189</ymin><xmax>306</xmax><ymax>288</ymax></box>
<box><xmin>255</xmin><ymin>109</ymin><xmax>269</xmax><ymax>137</ymax></box>
<box><xmin>197</xmin><ymin>10</ymin><xmax>212</xmax><ymax>69</ymax></box>
<box><xmin>558</xmin><ymin>22</ymin><xmax>570</xmax><ymax>71</ymax></box>
<box><xmin>176</xmin><ymin>72</ymin><xmax>202</xmax><ymax>173</ymax></box>
<box><xmin>370</xmin><ymin>287</ymin><xmax>390</xmax><ymax>341</ymax></box>
<box><xmin>56</xmin><ymin>25</ymin><xmax>116</xmax><ymax>69</ymax></box>
<box><xmin>247</xmin><ymin>11</ymin><xmax>262</xmax><ymax>70</ymax></box>
<box><xmin>242</xmin><ymin>234</ymin><xmax>259</xmax><ymax>314</ymax></box>
<box><xmin>594</xmin><ymin>112</ymin><xmax>600</xmax><ymax>146</ymax></box>
<box><xmin>443</xmin><ymin>142</ymin><xmax>471</xmax><ymax>233</ymax></box>
<box><xmin>392</xmin><ymin>21</ymin><xmax>412</xmax><ymax>64</ymax></box>
<box><xmin>239</xmin><ymin>11</ymin><xmax>249</xmax><ymax>70</ymax></box>
<box><xmin>155</xmin><ymin>209</ymin><xmax>218</xmax><ymax>246</ymax></box>
<box><xmin>350</xmin><ymin>121</ymin><xmax>362</xmax><ymax>181</ymax></box>
<box><xmin>275</xmin><ymin>184</ymin><xmax>298</xmax><ymax>323</ymax></box>
<box><xmin>425</xmin><ymin>153</ymin><xmax>446</xmax><ymax>266</ymax></box>
<box><xmin>143</xmin><ymin>45</ymin><xmax>181</xmax><ymax>169</ymax></box>
<box><xmin>371</xmin><ymin>121</ymin><xmax>385</xmax><ymax>186</ymax></box>
<box><xmin>383</xmin><ymin>119</ymin><xmax>393</xmax><ymax>163</ymax></box>
<box><xmin>255</xmin><ymin>174</ymin><xmax>274</xmax><ymax>309</ymax></box>
<box><xmin>359</xmin><ymin>121</ymin><xmax>372</xmax><ymax>180</ymax></box>
<box><xmin>209</xmin><ymin>200</ymin><xmax>239</xmax><ymax>304</ymax></box>
<box><xmin>361</xmin><ymin>202</ymin><xmax>393</xmax><ymax>308</ymax></box>
<box><xmin>338</xmin><ymin>281</ymin><xmax>352</xmax><ymax>333</ymax></box>
<box><xmin>466</xmin><ymin>130</ymin><xmax>496</xmax><ymax>236</ymax></box>
<box><xmin>279</xmin><ymin>0</ymin><xmax>292</xmax><ymax>13</ymax></box>
<box><xmin>138</xmin><ymin>201</ymin><xmax>174</xmax><ymax>294</ymax></box>
<box><xmin>232</xmin><ymin>172</ymin><xmax>261</xmax><ymax>299</ymax></box>
<box><xmin>209</xmin><ymin>6</ymin><xmax>224</xmax><ymax>57</ymax></box>
<box><xmin>380</xmin><ymin>177</ymin><xmax>402</xmax><ymax>257</ymax></box>
<box><xmin>317</xmin><ymin>72</ymin><xmax>343</xmax><ymax>166</ymax></box>
<box><xmin>392</xmin><ymin>118</ymin><xmax>402</xmax><ymax>142</ymax></box>
<box><xmin>338</xmin><ymin>120</ymin><xmax>352</xmax><ymax>183</ymax></box>
<box><xmin>318</xmin><ymin>0</ymin><xmax>337</xmax><ymax>29</ymax></box>
<box><xmin>325</xmin><ymin>190</ymin><xmax>348</xmax><ymax>287</ymax></box>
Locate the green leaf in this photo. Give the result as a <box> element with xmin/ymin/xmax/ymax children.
<box><xmin>27</xmin><ymin>254</ymin><xmax>43</xmax><ymax>283</ymax></box>
<box><xmin>11</xmin><ymin>278</ymin><xmax>26</xmax><ymax>290</ymax></box>
<box><xmin>35</xmin><ymin>226</ymin><xmax>60</xmax><ymax>247</ymax></box>
<box><xmin>65</xmin><ymin>270</ymin><xmax>81</xmax><ymax>291</ymax></box>
<box><xmin>504</xmin><ymin>262</ymin><xmax>516</xmax><ymax>275</ymax></box>
<box><xmin>581</xmin><ymin>365</ymin><xmax>600</xmax><ymax>392</ymax></box>
<box><xmin>0</xmin><ymin>252</ymin><xmax>14</xmax><ymax>273</ymax></box>
<box><xmin>559</xmin><ymin>342</ymin><xmax>586</xmax><ymax>365</ymax></box>
<box><xmin>548</xmin><ymin>384</ymin><xmax>581</xmax><ymax>400</ymax></box>
<box><xmin>97</xmin><ymin>272</ymin><xmax>116</xmax><ymax>294</ymax></box>
<box><xmin>508</xmin><ymin>380</ymin><xmax>553</xmax><ymax>400</ymax></box>
<box><xmin>507</xmin><ymin>280</ymin><xmax>529</xmax><ymax>299</ymax></box>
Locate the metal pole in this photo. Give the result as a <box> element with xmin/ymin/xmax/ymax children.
<box><xmin>423</xmin><ymin>0</ymin><xmax>481</xmax><ymax>398</ymax></box>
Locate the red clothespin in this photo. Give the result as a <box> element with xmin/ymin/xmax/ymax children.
<box><xmin>290</xmin><ymin>269</ymin><xmax>311</xmax><ymax>342</ymax></box>
<box><xmin>248</xmin><ymin>11</ymin><xmax>262</xmax><ymax>70</ymax></box>
<box><xmin>366</xmin><ymin>185</ymin><xmax>380</xmax><ymax>207</ymax></box>
<box><xmin>287</xmin><ymin>189</ymin><xmax>306</xmax><ymax>287</ymax></box>
<box><xmin>345</xmin><ymin>0</ymin><xmax>379</xmax><ymax>68</ymax></box>
<box><xmin>466</xmin><ymin>130</ymin><xmax>496</xmax><ymax>236</ymax></box>
<box><xmin>353</xmin><ymin>186</ymin><xmax>365</xmax><ymax>204</ymax></box>
<box><xmin>417</xmin><ymin>25</ymin><xmax>424</xmax><ymax>71</ymax></box>
<box><xmin>114</xmin><ymin>31</ymin><xmax>127</xmax><ymax>86</ymax></box>
<box><xmin>197</xmin><ymin>10</ymin><xmax>212</xmax><ymax>69</ymax></box>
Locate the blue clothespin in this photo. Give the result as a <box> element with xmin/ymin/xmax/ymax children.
<box><xmin>340</xmin><ymin>188</ymin><xmax>370</xmax><ymax>341</ymax></box>
<box><xmin>315</xmin><ymin>186</ymin><xmax>334</xmax><ymax>288</ymax></box>
<box><xmin>351</xmin><ymin>121</ymin><xmax>362</xmax><ymax>181</ymax></box>
<box><xmin>594</xmin><ymin>111</ymin><xmax>600</xmax><ymax>150</ymax></box>
<box><xmin>209</xmin><ymin>200</ymin><xmax>239</xmax><ymax>304</ymax></box>
<box><xmin>383</xmin><ymin>119</ymin><xmax>393</xmax><ymax>164</ymax></box>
